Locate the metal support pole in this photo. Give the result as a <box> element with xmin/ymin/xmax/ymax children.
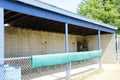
<box><xmin>98</xmin><ymin>30</ymin><xmax>101</xmax><ymax>69</ymax></box>
<box><xmin>115</xmin><ymin>34</ymin><xmax>119</xmax><ymax>63</ymax></box>
<box><xmin>65</xmin><ymin>23</ymin><xmax>71</xmax><ymax>80</ymax></box>
<box><xmin>0</xmin><ymin>7</ymin><xmax>4</xmax><ymax>80</ymax></box>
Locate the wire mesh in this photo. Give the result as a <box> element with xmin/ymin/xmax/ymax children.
<box><xmin>4</xmin><ymin>57</ymin><xmax>31</xmax><ymax>80</ymax></box>
<box><xmin>4</xmin><ymin>57</ymin><xmax>66</xmax><ymax>80</ymax></box>
<box><xmin>0</xmin><ymin>65</ymin><xmax>4</xmax><ymax>80</ymax></box>
<box><xmin>4</xmin><ymin>56</ymin><xmax>97</xmax><ymax>80</ymax></box>
<box><xmin>117</xmin><ymin>35</ymin><xmax>120</xmax><ymax>62</ymax></box>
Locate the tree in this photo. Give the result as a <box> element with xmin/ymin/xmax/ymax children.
<box><xmin>77</xmin><ymin>0</ymin><xmax>120</xmax><ymax>33</ymax></box>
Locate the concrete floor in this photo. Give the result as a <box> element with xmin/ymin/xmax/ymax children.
<box><xmin>30</xmin><ymin>64</ymin><xmax>99</xmax><ymax>80</ymax></box>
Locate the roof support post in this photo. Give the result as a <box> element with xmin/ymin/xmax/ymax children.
<box><xmin>98</xmin><ymin>30</ymin><xmax>102</xmax><ymax>69</ymax></box>
<box><xmin>0</xmin><ymin>7</ymin><xmax>4</xmax><ymax>80</ymax></box>
<box><xmin>65</xmin><ymin>23</ymin><xmax>71</xmax><ymax>80</ymax></box>
<box><xmin>115</xmin><ymin>34</ymin><xmax>119</xmax><ymax>63</ymax></box>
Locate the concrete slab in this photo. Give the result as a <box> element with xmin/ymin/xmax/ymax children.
<box><xmin>30</xmin><ymin>64</ymin><xmax>99</xmax><ymax>80</ymax></box>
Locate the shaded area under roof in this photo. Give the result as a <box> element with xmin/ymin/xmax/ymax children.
<box><xmin>4</xmin><ymin>10</ymin><xmax>108</xmax><ymax>36</ymax></box>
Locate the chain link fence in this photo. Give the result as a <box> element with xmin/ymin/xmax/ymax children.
<box><xmin>116</xmin><ymin>35</ymin><xmax>120</xmax><ymax>62</ymax></box>
<box><xmin>4</xmin><ymin>56</ymin><xmax>97</xmax><ymax>80</ymax></box>
<box><xmin>4</xmin><ymin>57</ymin><xmax>30</xmax><ymax>80</ymax></box>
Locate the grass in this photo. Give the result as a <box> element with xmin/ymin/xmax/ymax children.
<box><xmin>72</xmin><ymin>69</ymin><xmax>104</xmax><ymax>80</ymax></box>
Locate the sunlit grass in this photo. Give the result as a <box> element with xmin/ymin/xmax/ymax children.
<box><xmin>72</xmin><ymin>69</ymin><xmax>104</xmax><ymax>80</ymax></box>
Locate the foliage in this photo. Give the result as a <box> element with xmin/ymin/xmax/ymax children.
<box><xmin>77</xmin><ymin>0</ymin><xmax>120</xmax><ymax>31</ymax></box>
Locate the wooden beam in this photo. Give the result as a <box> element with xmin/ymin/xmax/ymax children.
<box><xmin>10</xmin><ymin>15</ymin><xmax>29</xmax><ymax>24</ymax></box>
<box><xmin>4</xmin><ymin>10</ymin><xmax>11</xmax><ymax>15</ymax></box>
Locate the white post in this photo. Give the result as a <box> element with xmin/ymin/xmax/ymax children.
<box><xmin>0</xmin><ymin>7</ymin><xmax>4</xmax><ymax>80</ymax></box>
<box><xmin>116</xmin><ymin>34</ymin><xmax>119</xmax><ymax>63</ymax></box>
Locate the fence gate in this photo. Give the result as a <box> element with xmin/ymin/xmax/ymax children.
<box><xmin>116</xmin><ymin>35</ymin><xmax>120</xmax><ymax>62</ymax></box>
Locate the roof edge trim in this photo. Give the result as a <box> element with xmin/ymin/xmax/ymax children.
<box><xmin>16</xmin><ymin>0</ymin><xmax>118</xmax><ymax>30</ymax></box>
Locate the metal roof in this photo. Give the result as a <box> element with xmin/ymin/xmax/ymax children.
<box><xmin>16</xmin><ymin>0</ymin><xmax>117</xmax><ymax>30</ymax></box>
<box><xmin>0</xmin><ymin>0</ymin><xmax>117</xmax><ymax>34</ymax></box>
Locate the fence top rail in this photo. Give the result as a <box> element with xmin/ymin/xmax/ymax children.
<box><xmin>4</xmin><ymin>56</ymin><xmax>30</xmax><ymax>61</ymax></box>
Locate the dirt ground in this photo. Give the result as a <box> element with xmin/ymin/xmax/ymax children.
<box><xmin>86</xmin><ymin>64</ymin><xmax>120</xmax><ymax>80</ymax></box>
